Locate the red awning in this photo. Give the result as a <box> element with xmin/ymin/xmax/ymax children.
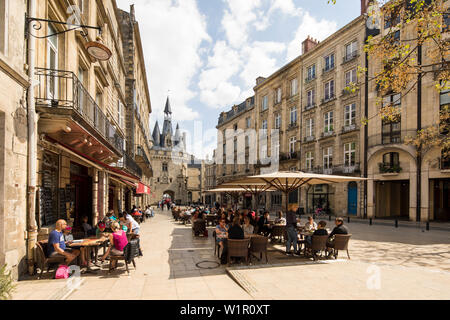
<box><xmin>136</xmin><ymin>183</ymin><xmax>151</xmax><ymax>195</ymax></box>
<box><xmin>114</xmin><ymin>176</ymin><xmax>137</xmax><ymax>189</ymax></box>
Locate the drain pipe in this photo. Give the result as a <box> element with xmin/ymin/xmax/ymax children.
<box><xmin>26</xmin><ymin>0</ymin><xmax>38</xmax><ymax>276</ymax></box>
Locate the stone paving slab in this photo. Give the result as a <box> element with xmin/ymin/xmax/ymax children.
<box><xmin>227</xmin><ymin>260</ymin><xmax>450</xmax><ymax>300</ymax></box>
<box><xmin>10</xmin><ymin>208</ymin><xmax>450</xmax><ymax>300</ymax></box>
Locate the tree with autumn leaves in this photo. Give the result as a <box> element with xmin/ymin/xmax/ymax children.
<box><xmin>331</xmin><ymin>0</ymin><xmax>449</xmax><ymax>160</ymax></box>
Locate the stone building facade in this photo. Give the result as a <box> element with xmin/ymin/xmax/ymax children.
<box><xmin>0</xmin><ymin>0</ymin><xmax>29</xmax><ymax>278</ymax></box>
<box><xmin>0</xmin><ymin>0</ymin><xmax>154</xmax><ymax>278</ymax></box>
<box><xmin>366</xmin><ymin>0</ymin><xmax>450</xmax><ymax>222</ymax></box>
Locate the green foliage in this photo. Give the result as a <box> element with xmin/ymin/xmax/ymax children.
<box><xmin>379</xmin><ymin>162</ymin><xmax>403</xmax><ymax>173</ymax></box>
<box><xmin>0</xmin><ymin>264</ymin><xmax>15</xmax><ymax>300</ymax></box>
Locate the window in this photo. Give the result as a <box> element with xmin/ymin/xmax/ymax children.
<box><xmin>345</xmin><ymin>69</ymin><xmax>357</xmax><ymax>87</ymax></box>
<box><xmin>234</xmin><ymin>124</ymin><xmax>238</xmax><ymax>131</ymax></box>
<box><xmin>246</xmin><ymin>117</ymin><xmax>251</xmax><ymax>128</ymax></box>
<box><xmin>289</xmin><ymin>137</ymin><xmax>296</xmax><ymax>154</ymax></box>
<box><xmin>307</xmin><ymin>89</ymin><xmax>315</xmax><ymax>107</ymax></box>
<box><xmin>344</xmin><ymin>41</ymin><xmax>357</xmax><ymax>61</ymax></box>
<box><xmin>383</xmin><ymin>152</ymin><xmax>399</xmax><ymax>167</ymax></box>
<box><xmin>382</xmin><ymin>93</ymin><xmax>401</xmax><ymax>144</ymax></box>
<box><xmin>344</xmin><ymin>103</ymin><xmax>356</xmax><ymax>127</ymax></box>
<box><xmin>289</xmin><ymin>190</ymin><xmax>298</xmax><ymax>204</ymax></box>
<box><xmin>271</xmin><ymin>193</ymin><xmax>282</xmax><ymax>205</ymax></box>
<box><xmin>323</xmin><ymin>147</ymin><xmax>333</xmax><ymax>169</ymax></box>
<box><xmin>306</xmin><ymin>152</ymin><xmax>314</xmax><ymax>170</ymax></box>
<box><xmin>291</xmin><ymin>78</ymin><xmax>298</xmax><ymax>96</ymax></box>
<box><xmin>290</xmin><ymin>108</ymin><xmax>297</xmax><ymax>125</ymax></box>
<box><xmin>118</xmin><ymin>101</ymin><xmax>125</xmax><ymax>129</ymax></box>
<box><xmin>306</xmin><ymin>118</ymin><xmax>314</xmax><ymax>137</ymax></box>
<box><xmin>162</xmin><ymin>163</ymin><xmax>168</xmax><ymax>172</ymax></box>
<box><xmin>47</xmin><ymin>24</ymin><xmax>59</xmax><ymax>99</ymax></box>
<box><xmin>307</xmin><ymin>65</ymin><xmax>316</xmax><ymax>81</ymax></box>
<box><xmin>324</xmin><ymin>80</ymin><xmax>335</xmax><ymax>101</ymax></box>
<box><xmin>384</xmin><ymin>14</ymin><xmax>400</xmax><ymax>29</ymax></box>
<box><xmin>443</xmin><ymin>12</ymin><xmax>450</xmax><ymax>32</ymax></box>
<box><xmin>0</xmin><ymin>0</ymin><xmax>8</xmax><ymax>54</ymax></box>
<box><xmin>96</xmin><ymin>92</ymin><xmax>102</xmax><ymax>108</ymax></box>
<box><xmin>324</xmin><ymin>53</ymin><xmax>335</xmax><ymax>71</ymax></box>
<box><xmin>275</xmin><ymin>87</ymin><xmax>282</xmax><ymax>104</ymax></box>
<box><xmin>262</xmin><ymin>119</ymin><xmax>268</xmax><ymax>130</ymax></box>
<box><xmin>274</xmin><ymin>114</ymin><xmax>281</xmax><ymax>129</ymax></box>
<box><xmin>262</xmin><ymin>95</ymin><xmax>268</xmax><ymax>111</ymax></box>
<box><xmin>324</xmin><ymin>111</ymin><xmax>334</xmax><ymax>133</ymax></box>
<box><xmin>344</xmin><ymin>142</ymin><xmax>356</xmax><ymax>167</ymax></box>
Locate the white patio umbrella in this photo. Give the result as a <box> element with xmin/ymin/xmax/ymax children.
<box><xmin>225</xmin><ymin>171</ymin><xmax>367</xmax><ymax>214</ymax></box>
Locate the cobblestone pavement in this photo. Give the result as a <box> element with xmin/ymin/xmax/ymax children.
<box><xmin>11</xmin><ymin>209</ymin><xmax>450</xmax><ymax>300</ymax></box>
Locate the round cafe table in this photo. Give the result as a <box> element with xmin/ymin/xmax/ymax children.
<box><xmin>69</xmin><ymin>237</ymin><xmax>108</xmax><ymax>273</ymax></box>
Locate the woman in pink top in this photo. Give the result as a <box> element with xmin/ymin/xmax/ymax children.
<box><xmin>100</xmin><ymin>221</ymin><xmax>128</xmax><ymax>269</ymax></box>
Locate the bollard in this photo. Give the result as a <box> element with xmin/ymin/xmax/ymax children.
<box><xmin>369</xmin><ymin>218</ymin><xmax>372</xmax><ymax>226</ymax></box>
<box><xmin>348</xmin><ymin>216</ymin><xmax>350</xmax><ymax>223</ymax></box>
<box><xmin>426</xmin><ymin>222</ymin><xmax>430</xmax><ymax>231</ymax></box>
<box><xmin>395</xmin><ymin>219</ymin><xmax>398</xmax><ymax>228</ymax></box>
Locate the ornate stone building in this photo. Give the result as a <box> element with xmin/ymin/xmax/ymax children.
<box><xmin>149</xmin><ymin>97</ymin><xmax>191</xmax><ymax>205</ymax></box>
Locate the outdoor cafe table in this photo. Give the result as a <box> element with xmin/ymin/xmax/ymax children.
<box><xmin>69</xmin><ymin>237</ymin><xmax>108</xmax><ymax>273</ymax></box>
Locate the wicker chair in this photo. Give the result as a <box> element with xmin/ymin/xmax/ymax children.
<box><xmin>305</xmin><ymin>235</ymin><xmax>329</xmax><ymax>261</ymax></box>
<box><xmin>270</xmin><ymin>225</ymin><xmax>286</xmax><ymax>243</ymax></box>
<box><xmin>192</xmin><ymin>219</ymin><xmax>207</xmax><ymax>237</ymax></box>
<box><xmin>249</xmin><ymin>236</ymin><xmax>269</xmax><ymax>264</ymax></box>
<box><xmin>109</xmin><ymin>239</ymin><xmax>139</xmax><ymax>274</ymax></box>
<box><xmin>227</xmin><ymin>239</ymin><xmax>250</xmax><ymax>266</ymax></box>
<box><xmin>35</xmin><ymin>242</ymin><xmax>66</xmax><ymax>279</ymax></box>
<box><xmin>330</xmin><ymin>234</ymin><xmax>352</xmax><ymax>259</ymax></box>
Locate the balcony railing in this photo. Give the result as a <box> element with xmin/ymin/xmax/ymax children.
<box><xmin>136</xmin><ymin>146</ymin><xmax>151</xmax><ymax>166</ymax></box>
<box><xmin>280</xmin><ymin>152</ymin><xmax>300</xmax><ymax>161</ymax></box>
<box><xmin>343</xmin><ymin>51</ymin><xmax>358</xmax><ymax>64</ymax></box>
<box><xmin>321</xmin><ymin>95</ymin><xmax>336</xmax><ymax>104</ymax></box>
<box><xmin>112</xmin><ymin>152</ymin><xmax>142</xmax><ymax>178</ymax></box>
<box><xmin>367</xmin><ymin>130</ymin><xmax>418</xmax><ymax>148</ymax></box>
<box><xmin>304</xmin><ymin>103</ymin><xmax>316</xmax><ymax>111</ymax></box>
<box><xmin>304</xmin><ymin>135</ymin><xmax>315</xmax><ymax>143</ymax></box>
<box><xmin>305</xmin><ymin>75</ymin><xmax>316</xmax><ymax>83</ymax></box>
<box><xmin>342</xmin><ymin>124</ymin><xmax>358</xmax><ymax>133</ymax></box>
<box><xmin>35</xmin><ymin>68</ymin><xmax>124</xmax><ymax>155</ymax></box>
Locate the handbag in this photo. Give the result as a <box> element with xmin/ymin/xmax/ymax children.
<box><xmin>55</xmin><ymin>265</ymin><xmax>70</xmax><ymax>279</ymax></box>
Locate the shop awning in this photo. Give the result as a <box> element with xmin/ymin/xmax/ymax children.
<box><xmin>136</xmin><ymin>182</ymin><xmax>151</xmax><ymax>195</ymax></box>
<box><xmin>46</xmin><ymin>137</ymin><xmax>141</xmax><ymax>183</ymax></box>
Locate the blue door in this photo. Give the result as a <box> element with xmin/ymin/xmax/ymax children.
<box><xmin>348</xmin><ymin>182</ymin><xmax>358</xmax><ymax>215</ymax></box>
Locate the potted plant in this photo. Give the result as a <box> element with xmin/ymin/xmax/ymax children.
<box><xmin>0</xmin><ymin>264</ymin><xmax>15</xmax><ymax>300</ymax></box>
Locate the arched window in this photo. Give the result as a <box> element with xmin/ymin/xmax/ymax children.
<box><xmin>383</xmin><ymin>152</ymin><xmax>399</xmax><ymax>167</ymax></box>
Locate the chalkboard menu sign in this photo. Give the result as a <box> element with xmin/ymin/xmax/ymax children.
<box><xmin>40</xmin><ymin>152</ymin><xmax>59</xmax><ymax>226</ymax></box>
<box><xmin>59</xmin><ymin>188</ymin><xmax>67</xmax><ymax>219</ymax></box>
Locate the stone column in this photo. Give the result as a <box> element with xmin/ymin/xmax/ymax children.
<box><xmin>367</xmin><ymin>178</ymin><xmax>375</xmax><ymax>219</ymax></box>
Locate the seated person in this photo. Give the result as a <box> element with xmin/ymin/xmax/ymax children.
<box><xmin>81</xmin><ymin>216</ymin><xmax>95</xmax><ymax>237</ymax></box>
<box><xmin>215</xmin><ymin>218</ymin><xmax>228</xmax><ymax>253</ymax></box>
<box><xmin>274</xmin><ymin>211</ymin><xmax>286</xmax><ymax>225</ymax></box>
<box><xmin>63</xmin><ymin>226</ymin><xmax>74</xmax><ymax>242</ymax></box>
<box><xmin>304</xmin><ymin>216</ymin><xmax>318</xmax><ymax>232</ymax></box>
<box><xmin>257</xmin><ymin>211</ymin><xmax>271</xmax><ymax>236</ymax></box>
<box><xmin>96</xmin><ymin>222</ymin><xmax>106</xmax><ymax>237</ymax></box>
<box><xmin>305</xmin><ymin>221</ymin><xmax>329</xmax><ymax>246</ymax></box>
<box><xmin>48</xmin><ymin>220</ymin><xmax>80</xmax><ymax>266</ymax></box>
<box><xmin>327</xmin><ymin>217</ymin><xmax>348</xmax><ymax>250</ymax></box>
<box><xmin>119</xmin><ymin>211</ymin><xmax>140</xmax><ymax>235</ymax></box>
<box><xmin>220</xmin><ymin>217</ymin><xmax>245</xmax><ymax>264</ymax></box>
<box><xmin>100</xmin><ymin>222</ymin><xmax>129</xmax><ymax>270</ymax></box>
<box><xmin>103</xmin><ymin>210</ymin><xmax>118</xmax><ymax>230</ymax></box>
<box><xmin>242</xmin><ymin>216</ymin><xmax>254</xmax><ymax>237</ymax></box>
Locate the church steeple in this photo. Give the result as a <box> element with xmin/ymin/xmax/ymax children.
<box><xmin>164</xmin><ymin>96</ymin><xmax>172</xmax><ymax>115</ymax></box>
<box><xmin>152</xmin><ymin>121</ymin><xmax>161</xmax><ymax>146</ymax></box>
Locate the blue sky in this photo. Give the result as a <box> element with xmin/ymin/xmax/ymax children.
<box><xmin>116</xmin><ymin>0</ymin><xmax>362</xmax><ymax>159</ymax></box>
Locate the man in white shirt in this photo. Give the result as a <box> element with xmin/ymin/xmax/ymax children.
<box><xmin>120</xmin><ymin>212</ymin><xmax>140</xmax><ymax>234</ymax></box>
<box><xmin>304</xmin><ymin>216</ymin><xmax>318</xmax><ymax>232</ymax></box>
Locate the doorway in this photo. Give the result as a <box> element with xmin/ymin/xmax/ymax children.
<box><xmin>375</xmin><ymin>180</ymin><xmax>409</xmax><ymax>219</ymax></box>
<box><xmin>432</xmin><ymin>179</ymin><xmax>450</xmax><ymax>221</ymax></box>
<box><xmin>70</xmin><ymin>162</ymin><xmax>92</xmax><ymax>229</ymax></box>
<box><xmin>348</xmin><ymin>182</ymin><xmax>358</xmax><ymax>215</ymax></box>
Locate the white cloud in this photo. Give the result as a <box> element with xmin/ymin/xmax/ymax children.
<box><xmin>286</xmin><ymin>12</ymin><xmax>338</xmax><ymax>61</ymax></box>
<box><xmin>116</xmin><ymin>0</ymin><xmax>211</xmax><ymax>125</ymax></box>
<box><xmin>221</xmin><ymin>0</ymin><xmax>263</xmax><ymax>48</ymax></box>
<box><xmin>198</xmin><ymin>41</ymin><xmax>242</xmax><ymax>108</ymax></box>
<box><xmin>240</xmin><ymin>41</ymin><xmax>286</xmax><ymax>88</ymax></box>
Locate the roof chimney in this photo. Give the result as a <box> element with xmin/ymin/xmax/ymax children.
<box><xmin>302</xmin><ymin>36</ymin><xmax>319</xmax><ymax>55</ymax></box>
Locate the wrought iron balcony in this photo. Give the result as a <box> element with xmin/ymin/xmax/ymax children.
<box><xmin>35</xmin><ymin>68</ymin><xmax>124</xmax><ymax>157</ymax></box>
<box><xmin>342</xmin><ymin>124</ymin><xmax>358</xmax><ymax>134</ymax></box>
<box><xmin>343</xmin><ymin>51</ymin><xmax>358</xmax><ymax>64</ymax></box>
<box><xmin>280</xmin><ymin>152</ymin><xmax>300</xmax><ymax>162</ymax></box>
<box><xmin>112</xmin><ymin>152</ymin><xmax>142</xmax><ymax>178</ymax></box>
